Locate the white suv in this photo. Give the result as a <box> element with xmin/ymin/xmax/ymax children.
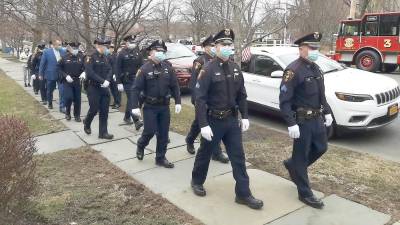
<box><xmin>242</xmin><ymin>46</ymin><xmax>400</xmax><ymax>137</ymax></box>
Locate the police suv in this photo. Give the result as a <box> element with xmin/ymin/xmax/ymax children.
<box><xmin>242</xmin><ymin>46</ymin><xmax>400</xmax><ymax>137</ymax></box>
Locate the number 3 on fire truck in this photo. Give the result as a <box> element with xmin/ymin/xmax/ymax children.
<box><xmin>384</xmin><ymin>39</ymin><xmax>392</xmax><ymax>48</ymax></box>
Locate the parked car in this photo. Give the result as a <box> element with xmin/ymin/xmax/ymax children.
<box><xmin>242</xmin><ymin>46</ymin><xmax>400</xmax><ymax>137</ymax></box>
<box><xmin>165</xmin><ymin>43</ymin><xmax>197</xmax><ymax>90</ymax></box>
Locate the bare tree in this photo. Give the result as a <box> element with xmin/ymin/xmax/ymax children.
<box><xmin>154</xmin><ymin>0</ymin><xmax>178</xmax><ymax>40</ymax></box>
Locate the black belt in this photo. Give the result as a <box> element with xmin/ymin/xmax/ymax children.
<box><xmin>144</xmin><ymin>96</ymin><xmax>170</xmax><ymax>105</ymax></box>
<box><xmin>296</xmin><ymin>107</ymin><xmax>322</xmax><ymax>120</ymax></box>
<box><xmin>208</xmin><ymin>108</ymin><xmax>236</xmax><ymax>120</ymax></box>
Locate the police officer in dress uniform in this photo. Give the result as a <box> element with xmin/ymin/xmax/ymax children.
<box><xmin>116</xmin><ymin>35</ymin><xmax>144</xmax><ymax>130</ymax></box>
<box><xmin>30</xmin><ymin>43</ymin><xmax>47</xmax><ymax>97</ymax></box>
<box><xmin>108</xmin><ymin>44</ymin><xmax>122</xmax><ymax>109</ymax></box>
<box><xmin>190</xmin><ymin>29</ymin><xmax>263</xmax><ymax>210</ymax></box>
<box><xmin>185</xmin><ymin>35</ymin><xmax>229</xmax><ymax>164</ymax></box>
<box><xmin>31</xmin><ymin>43</ymin><xmax>47</xmax><ymax>104</ymax></box>
<box><xmin>83</xmin><ymin>37</ymin><xmax>114</xmax><ymax>140</ymax></box>
<box><xmin>131</xmin><ymin>40</ymin><xmax>181</xmax><ymax>168</ymax></box>
<box><xmin>59</xmin><ymin>42</ymin><xmax>86</xmax><ymax>122</ymax></box>
<box><xmin>279</xmin><ymin>32</ymin><xmax>333</xmax><ymax>209</ymax></box>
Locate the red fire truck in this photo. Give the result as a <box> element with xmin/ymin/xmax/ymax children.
<box><xmin>332</xmin><ymin>12</ymin><xmax>400</xmax><ymax>73</ymax></box>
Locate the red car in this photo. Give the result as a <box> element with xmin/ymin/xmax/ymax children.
<box><xmin>165</xmin><ymin>43</ymin><xmax>197</xmax><ymax>90</ymax></box>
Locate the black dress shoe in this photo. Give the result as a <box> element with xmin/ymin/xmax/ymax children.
<box><xmin>186</xmin><ymin>142</ymin><xmax>196</xmax><ymax>154</ymax></box>
<box><xmin>137</xmin><ymin>146</ymin><xmax>145</xmax><ymax>160</ymax></box>
<box><xmin>65</xmin><ymin>114</ymin><xmax>71</xmax><ymax>121</ymax></box>
<box><xmin>191</xmin><ymin>181</ymin><xmax>206</xmax><ymax>197</ymax></box>
<box><xmin>48</xmin><ymin>104</ymin><xmax>53</xmax><ymax>109</ymax></box>
<box><xmin>283</xmin><ymin>159</ymin><xmax>296</xmax><ymax>183</ymax></box>
<box><xmin>28</xmin><ymin>83</ymin><xmax>31</xmax><ymax>87</ymax></box>
<box><xmin>156</xmin><ymin>158</ymin><xmax>174</xmax><ymax>168</ymax></box>
<box><xmin>74</xmin><ymin>117</ymin><xmax>81</xmax><ymax>122</ymax></box>
<box><xmin>24</xmin><ymin>83</ymin><xmax>27</xmax><ymax>87</ymax></box>
<box><xmin>235</xmin><ymin>195</ymin><xmax>264</xmax><ymax>209</ymax></box>
<box><xmin>134</xmin><ymin>120</ymin><xmax>143</xmax><ymax>131</ymax></box>
<box><xmin>123</xmin><ymin>118</ymin><xmax>134</xmax><ymax>125</ymax></box>
<box><xmin>42</xmin><ymin>101</ymin><xmax>47</xmax><ymax>105</ymax></box>
<box><xmin>99</xmin><ymin>133</ymin><xmax>114</xmax><ymax>140</ymax></box>
<box><xmin>34</xmin><ymin>91</ymin><xmax>38</xmax><ymax>95</ymax></box>
<box><xmin>83</xmin><ymin>119</ymin><xmax>91</xmax><ymax>134</ymax></box>
<box><xmin>299</xmin><ymin>195</ymin><xmax>324</xmax><ymax>209</ymax></box>
<box><xmin>212</xmin><ymin>153</ymin><xmax>229</xmax><ymax>164</ymax></box>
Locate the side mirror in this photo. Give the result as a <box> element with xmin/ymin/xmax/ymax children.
<box><xmin>271</xmin><ymin>70</ymin><xmax>284</xmax><ymax>78</ymax></box>
<box><xmin>333</xmin><ymin>33</ymin><xmax>339</xmax><ymax>37</ymax></box>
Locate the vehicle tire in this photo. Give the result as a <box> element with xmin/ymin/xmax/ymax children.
<box><xmin>382</xmin><ymin>64</ymin><xmax>398</xmax><ymax>73</ymax></box>
<box><xmin>355</xmin><ymin>50</ymin><xmax>381</xmax><ymax>72</ymax></box>
<box><xmin>326</xmin><ymin>122</ymin><xmax>336</xmax><ymax>140</ymax></box>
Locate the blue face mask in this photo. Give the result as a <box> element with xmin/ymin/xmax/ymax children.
<box><xmin>154</xmin><ymin>51</ymin><xmax>166</xmax><ymax>61</ymax></box>
<box><xmin>220</xmin><ymin>46</ymin><xmax>233</xmax><ymax>59</ymax></box>
<box><xmin>104</xmin><ymin>48</ymin><xmax>110</xmax><ymax>56</ymax></box>
<box><xmin>307</xmin><ymin>50</ymin><xmax>319</xmax><ymax>62</ymax></box>
<box><xmin>210</xmin><ymin>47</ymin><xmax>216</xmax><ymax>57</ymax></box>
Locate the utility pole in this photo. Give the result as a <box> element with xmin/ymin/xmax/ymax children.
<box><xmin>283</xmin><ymin>2</ymin><xmax>287</xmax><ymax>44</ymax></box>
<box><xmin>349</xmin><ymin>0</ymin><xmax>357</xmax><ymax>19</ymax></box>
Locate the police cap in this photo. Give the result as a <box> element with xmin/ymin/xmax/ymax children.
<box><xmin>213</xmin><ymin>29</ymin><xmax>235</xmax><ymax>44</ymax></box>
<box><xmin>201</xmin><ymin>35</ymin><xmax>214</xmax><ymax>47</ymax></box>
<box><xmin>146</xmin><ymin>39</ymin><xmax>167</xmax><ymax>52</ymax></box>
<box><xmin>294</xmin><ymin>32</ymin><xmax>322</xmax><ymax>48</ymax></box>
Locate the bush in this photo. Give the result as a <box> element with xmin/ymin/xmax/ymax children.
<box><xmin>0</xmin><ymin>115</ymin><xmax>37</xmax><ymax>212</ymax></box>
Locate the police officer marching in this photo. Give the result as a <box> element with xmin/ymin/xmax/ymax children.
<box><xmin>83</xmin><ymin>37</ymin><xmax>114</xmax><ymax>140</ymax></box>
<box><xmin>31</xmin><ymin>43</ymin><xmax>46</xmax><ymax>100</ymax></box>
<box><xmin>186</xmin><ymin>35</ymin><xmax>229</xmax><ymax>164</ymax></box>
<box><xmin>116</xmin><ymin>35</ymin><xmax>144</xmax><ymax>130</ymax></box>
<box><xmin>58</xmin><ymin>42</ymin><xmax>86</xmax><ymax>122</ymax></box>
<box><xmin>279</xmin><ymin>32</ymin><xmax>333</xmax><ymax>209</ymax></box>
<box><xmin>190</xmin><ymin>29</ymin><xmax>263</xmax><ymax>210</ymax></box>
<box><xmin>131</xmin><ymin>40</ymin><xmax>181</xmax><ymax>168</ymax></box>
<box><xmin>108</xmin><ymin>44</ymin><xmax>122</xmax><ymax>110</ymax></box>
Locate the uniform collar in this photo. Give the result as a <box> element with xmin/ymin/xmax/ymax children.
<box><xmin>216</xmin><ymin>56</ymin><xmax>228</xmax><ymax>66</ymax></box>
<box><xmin>204</xmin><ymin>52</ymin><xmax>214</xmax><ymax>60</ymax></box>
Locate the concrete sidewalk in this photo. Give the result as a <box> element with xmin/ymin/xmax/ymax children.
<box><xmin>0</xmin><ymin>57</ymin><xmax>393</xmax><ymax>225</ymax></box>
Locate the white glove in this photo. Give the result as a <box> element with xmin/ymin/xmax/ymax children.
<box><xmin>132</xmin><ymin>108</ymin><xmax>141</xmax><ymax>117</ymax></box>
<box><xmin>113</xmin><ymin>74</ymin><xmax>117</xmax><ymax>82</ymax></box>
<box><xmin>324</xmin><ymin>114</ymin><xmax>333</xmax><ymax>127</ymax></box>
<box><xmin>200</xmin><ymin>126</ymin><xmax>213</xmax><ymax>141</ymax></box>
<box><xmin>79</xmin><ymin>72</ymin><xmax>86</xmax><ymax>80</ymax></box>
<box><xmin>31</xmin><ymin>75</ymin><xmax>36</xmax><ymax>80</ymax></box>
<box><xmin>175</xmin><ymin>104</ymin><xmax>181</xmax><ymax>114</ymax></box>
<box><xmin>117</xmin><ymin>84</ymin><xmax>124</xmax><ymax>92</ymax></box>
<box><xmin>101</xmin><ymin>80</ymin><xmax>110</xmax><ymax>88</ymax></box>
<box><xmin>241</xmin><ymin>119</ymin><xmax>250</xmax><ymax>132</ymax></box>
<box><xmin>288</xmin><ymin>125</ymin><xmax>300</xmax><ymax>139</ymax></box>
<box><xmin>66</xmin><ymin>75</ymin><xmax>74</xmax><ymax>83</ymax></box>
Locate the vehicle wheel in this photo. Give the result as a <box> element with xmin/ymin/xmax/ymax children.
<box><xmin>382</xmin><ymin>64</ymin><xmax>398</xmax><ymax>73</ymax></box>
<box><xmin>355</xmin><ymin>50</ymin><xmax>381</xmax><ymax>72</ymax></box>
<box><xmin>326</xmin><ymin>122</ymin><xmax>336</xmax><ymax>140</ymax></box>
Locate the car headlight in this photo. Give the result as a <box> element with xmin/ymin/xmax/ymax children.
<box><xmin>335</xmin><ymin>92</ymin><xmax>373</xmax><ymax>102</ymax></box>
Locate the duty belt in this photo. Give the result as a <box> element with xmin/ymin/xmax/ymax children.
<box><xmin>144</xmin><ymin>96</ymin><xmax>170</xmax><ymax>105</ymax></box>
<box><xmin>296</xmin><ymin>107</ymin><xmax>322</xmax><ymax>120</ymax></box>
<box><xmin>208</xmin><ymin>108</ymin><xmax>236</xmax><ymax>120</ymax></box>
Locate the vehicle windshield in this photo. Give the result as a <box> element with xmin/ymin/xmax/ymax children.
<box><xmin>166</xmin><ymin>44</ymin><xmax>195</xmax><ymax>59</ymax></box>
<box><xmin>278</xmin><ymin>53</ymin><xmax>345</xmax><ymax>74</ymax></box>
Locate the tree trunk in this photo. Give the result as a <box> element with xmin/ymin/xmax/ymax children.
<box><xmin>82</xmin><ymin>0</ymin><xmax>92</xmax><ymax>49</ymax></box>
<box><xmin>232</xmin><ymin>0</ymin><xmax>242</xmax><ymax>66</ymax></box>
<box><xmin>33</xmin><ymin>0</ymin><xmax>44</xmax><ymax>50</ymax></box>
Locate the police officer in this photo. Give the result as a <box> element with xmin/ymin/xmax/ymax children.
<box><xmin>83</xmin><ymin>37</ymin><xmax>114</xmax><ymax>139</ymax></box>
<box><xmin>279</xmin><ymin>32</ymin><xmax>333</xmax><ymax>209</ymax></box>
<box><xmin>116</xmin><ymin>35</ymin><xmax>144</xmax><ymax>130</ymax></box>
<box><xmin>191</xmin><ymin>29</ymin><xmax>263</xmax><ymax>210</ymax></box>
<box><xmin>108</xmin><ymin>44</ymin><xmax>122</xmax><ymax>109</ymax></box>
<box><xmin>59</xmin><ymin>42</ymin><xmax>86</xmax><ymax>122</ymax></box>
<box><xmin>131</xmin><ymin>40</ymin><xmax>181</xmax><ymax>168</ymax></box>
<box><xmin>31</xmin><ymin>43</ymin><xmax>47</xmax><ymax>104</ymax></box>
<box><xmin>185</xmin><ymin>35</ymin><xmax>229</xmax><ymax>164</ymax></box>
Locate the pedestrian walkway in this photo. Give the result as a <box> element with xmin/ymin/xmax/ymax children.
<box><xmin>0</xmin><ymin>57</ymin><xmax>392</xmax><ymax>225</ymax></box>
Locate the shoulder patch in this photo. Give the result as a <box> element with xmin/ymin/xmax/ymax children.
<box><xmin>194</xmin><ymin>62</ymin><xmax>202</xmax><ymax>70</ymax></box>
<box><xmin>283</xmin><ymin>70</ymin><xmax>295</xmax><ymax>82</ymax></box>
<box><xmin>197</xmin><ymin>70</ymin><xmax>205</xmax><ymax>80</ymax></box>
<box><xmin>86</xmin><ymin>56</ymin><xmax>91</xmax><ymax>63</ymax></box>
<box><xmin>136</xmin><ymin>69</ymin><xmax>142</xmax><ymax>77</ymax></box>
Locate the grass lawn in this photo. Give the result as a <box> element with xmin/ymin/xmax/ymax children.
<box><xmin>168</xmin><ymin>104</ymin><xmax>400</xmax><ymax>224</ymax></box>
<box><xmin>0</xmin><ymin>69</ymin><xmax>65</xmax><ymax>135</ymax></box>
<box><xmin>2</xmin><ymin>147</ymin><xmax>202</xmax><ymax>225</ymax></box>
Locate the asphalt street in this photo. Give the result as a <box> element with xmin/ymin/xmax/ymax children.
<box><xmin>181</xmin><ymin>71</ymin><xmax>400</xmax><ymax>163</ymax></box>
